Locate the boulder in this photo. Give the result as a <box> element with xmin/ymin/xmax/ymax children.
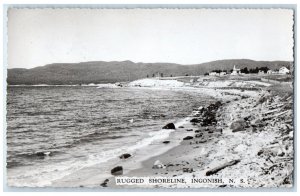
<box><xmin>119</xmin><ymin>153</ymin><xmax>131</xmax><ymax>159</ymax></box>
<box><xmin>230</xmin><ymin>120</ymin><xmax>246</xmax><ymax>132</ymax></box>
<box><xmin>162</xmin><ymin>141</ymin><xmax>170</xmax><ymax>144</ymax></box>
<box><xmin>36</xmin><ymin>152</ymin><xmax>46</xmax><ymax>157</ymax></box>
<box><xmin>190</xmin><ymin>118</ymin><xmax>201</xmax><ymax>123</ymax></box>
<box><xmin>178</xmin><ymin>126</ymin><xmax>184</xmax><ymax>128</ymax></box>
<box><xmin>111</xmin><ymin>166</ymin><xmax>123</xmax><ymax>175</ymax></box>
<box><xmin>152</xmin><ymin>160</ymin><xmax>165</xmax><ymax>169</ymax></box>
<box><xmin>162</xmin><ymin>123</ymin><xmax>176</xmax><ymax>129</ymax></box>
<box><xmin>186</xmin><ymin>129</ymin><xmax>193</xmax><ymax>132</ymax></box>
<box><xmin>183</xmin><ymin>136</ymin><xmax>193</xmax><ymax>140</ymax></box>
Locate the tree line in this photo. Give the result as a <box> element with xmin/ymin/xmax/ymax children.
<box><xmin>204</xmin><ymin>66</ymin><xmax>271</xmax><ymax>75</ymax></box>
<box><xmin>145</xmin><ymin>66</ymin><xmax>274</xmax><ymax>78</ymax></box>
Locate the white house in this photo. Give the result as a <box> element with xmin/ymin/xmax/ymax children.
<box><xmin>220</xmin><ymin>72</ymin><xmax>227</xmax><ymax>76</ymax></box>
<box><xmin>209</xmin><ymin>72</ymin><xmax>218</xmax><ymax>76</ymax></box>
<box><xmin>231</xmin><ymin>65</ymin><xmax>241</xmax><ymax>75</ymax></box>
<box><xmin>267</xmin><ymin>70</ymin><xmax>279</xmax><ymax>74</ymax></box>
<box><xmin>267</xmin><ymin>70</ymin><xmax>272</xmax><ymax>74</ymax></box>
<box><xmin>279</xmin><ymin>67</ymin><xmax>290</xmax><ymax>74</ymax></box>
<box><xmin>258</xmin><ymin>70</ymin><xmax>265</xmax><ymax>75</ymax></box>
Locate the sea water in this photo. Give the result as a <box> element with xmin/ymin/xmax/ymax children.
<box><xmin>6</xmin><ymin>86</ymin><xmax>213</xmax><ymax>187</ymax></box>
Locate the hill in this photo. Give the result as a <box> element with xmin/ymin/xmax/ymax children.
<box><xmin>7</xmin><ymin>59</ymin><xmax>292</xmax><ymax>85</ymax></box>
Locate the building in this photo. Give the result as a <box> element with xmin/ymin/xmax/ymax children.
<box><xmin>209</xmin><ymin>72</ymin><xmax>217</xmax><ymax>76</ymax></box>
<box><xmin>258</xmin><ymin>70</ymin><xmax>265</xmax><ymax>75</ymax></box>
<box><xmin>279</xmin><ymin>67</ymin><xmax>290</xmax><ymax>74</ymax></box>
<box><xmin>231</xmin><ymin>65</ymin><xmax>241</xmax><ymax>75</ymax></box>
<box><xmin>267</xmin><ymin>70</ymin><xmax>280</xmax><ymax>74</ymax></box>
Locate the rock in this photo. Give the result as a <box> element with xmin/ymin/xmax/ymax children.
<box><xmin>198</xmin><ymin>140</ymin><xmax>207</xmax><ymax>143</ymax></box>
<box><xmin>230</xmin><ymin>120</ymin><xmax>246</xmax><ymax>132</ymax></box>
<box><xmin>183</xmin><ymin>168</ymin><xmax>194</xmax><ymax>173</ymax></box>
<box><xmin>186</xmin><ymin>129</ymin><xmax>193</xmax><ymax>132</ymax></box>
<box><xmin>252</xmin><ymin>119</ymin><xmax>265</xmax><ymax>127</ymax></box>
<box><xmin>216</xmin><ymin>128</ymin><xmax>223</xmax><ymax>134</ymax></box>
<box><xmin>36</xmin><ymin>152</ymin><xmax>46</xmax><ymax>157</ymax></box>
<box><xmin>257</xmin><ymin>149</ymin><xmax>264</xmax><ymax>156</ymax></box>
<box><xmin>183</xmin><ymin>136</ymin><xmax>194</xmax><ymax>140</ymax></box>
<box><xmin>195</xmin><ymin>134</ymin><xmax>202</xmax><ymax>138</ymax></box>
<box><xmin>208</xmin><ymin>129</ymin><xmax>214</xmax><ymax>133</ymax></box>
<box><xmin>152</xmin><ymin>160</ymin><xmax>165</xmax><ymax>169</ymax></box>
<box><xmin>277</xmin><ymin>150</ymin><xmax>285</xmax><ymax>157</ymax></box>
<box><xmin>162</xmin><ymin>141</ymin><xmax>170</xmax><ymax>144</ymax></box>
<box><xmin>243</xmin><ymin>115</ymin><xmax>253</xmax><ymax>121</ymax></box>
<box><xmin>215</xmin><ymin>101</ymin><xmax>222</xmax><ymax>107</ymax></box>
<box><xmin>190</xmin><ymin>118</ymin><xmax>201</xmax><ymax>123</ymax></box>
<box><xmin>100</xmin><ymin>183</ymin><xmax>107</xmax><ymax>187</ymax></box>
<box><xmin>178</xmin><ymin>126</ymin><xmax>184</xmax><ymax>128</ymax></box>
<box><xmin>289</xmin><ymin>131</ymin><xmax>294</xmax><ymax>138</ymax></box>
<box><xmin>100</xmin><ymin>179</ymin><xmax>109</xmax><ymax>187</ymax></box>
<box><xmin>166</xmin><ymin>163</ymin><xmax>174</xmax><ymax>167</ymax></box>
<box><xmin>195</xmin><ymin>130</ymin><xmax>201</xmax><ymax>133</ymax></box>
<box><xmin>119</xmin><ymin>153</ymin><xmax>131</xmax><ymax>159</ymax></box>
<box><xmin>162</xmin><ymin>123</ymin><xmax>176</xmax><ymax>129</ymax></box>
<box><xmin>36</xmin><ymin>152</ymin><xmax>51</xmax><ymax>157</ymax></box>
<box><xmin>111</xmin><ymin>166</ymin><xmax>123</xmax><ymax>175</ymax></box>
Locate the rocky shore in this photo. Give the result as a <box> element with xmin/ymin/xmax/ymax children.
<box><xmin>49</xmin><ymin>78</ymin><xmax>293</xmax><ymax>189</ymax></box>
<box><xmin>101</xmin><ymin>84</ymin><xmax>293</xmax><ymax>189</ymax></box>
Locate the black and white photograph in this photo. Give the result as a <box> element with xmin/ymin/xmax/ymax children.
<box><xmin>5</xmin><ymin>7</ymin><xmax>295</xmax><ymax>189</ymax></box>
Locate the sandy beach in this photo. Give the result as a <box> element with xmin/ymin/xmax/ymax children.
<box><xmin>51</xmin><ymin>77</ymin><xmax>293</xmax><ymax>189</ymax></box>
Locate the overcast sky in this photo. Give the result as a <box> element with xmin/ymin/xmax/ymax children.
<box><xmin>8</xmin><ymin>8</ymin><xmax>294</xmax><ymax>68</ymax></box>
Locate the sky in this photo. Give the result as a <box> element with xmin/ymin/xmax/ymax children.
<box><xmin>7</xmin><ymin>8</ymin><xmax>294</xmax><ymax>68</ymax></box>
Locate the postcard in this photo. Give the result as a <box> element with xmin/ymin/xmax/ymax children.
<box><xmin>5</xmin><ymin>7</ymin><xmax>294</xmax><ymax>189</ymax></box>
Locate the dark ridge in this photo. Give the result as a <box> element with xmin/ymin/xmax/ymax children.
<box><xmin>7</xmin><ymin>59</ymin><xmax>292</xmax><ymax>85</ymax></box>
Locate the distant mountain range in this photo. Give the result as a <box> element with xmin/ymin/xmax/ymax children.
<box><xmin>7</xmin><ymin>59</ymin><xmax>292</xmax><ymax>85</ymax></box>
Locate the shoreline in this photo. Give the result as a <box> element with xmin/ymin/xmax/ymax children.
<box><xmin>109</xmin><ymin>85</ymin><xmax>293</xmax><ymax>188</ymax></box>
<box><xmin>50</xmin><ymin>79</ymin><xmax>293</xmax><ymax>188</ymax></box>
<box><xmin>49</xmin><ymin>85</ymin><xmax>253</xmax><ymax>188</ymax></box>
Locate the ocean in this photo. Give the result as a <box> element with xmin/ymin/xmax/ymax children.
<box><xmin>6</xmin><ymin>86</ymin><xmax>213</xmax><ymax>187</ymax></box>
